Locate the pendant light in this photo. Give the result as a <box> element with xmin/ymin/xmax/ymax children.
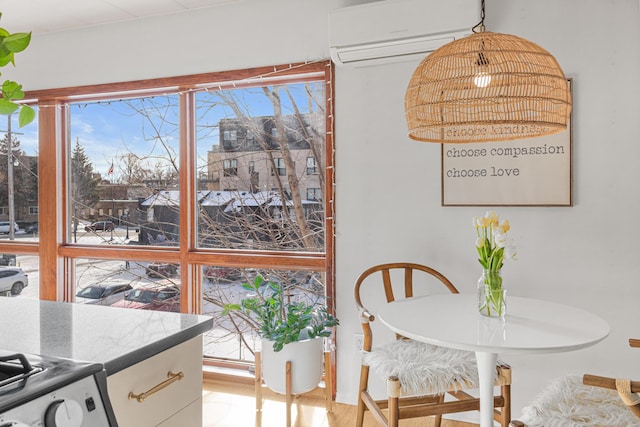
<box><xmin>404</xmin><ymin>0</ymin><xmax>572</xmax><ymax>143</ymax></box>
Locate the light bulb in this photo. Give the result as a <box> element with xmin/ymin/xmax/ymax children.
<box><xmin>474</xmin><ymin>71</ymin><xmax>491</xmax><ymax>88</ymax></box>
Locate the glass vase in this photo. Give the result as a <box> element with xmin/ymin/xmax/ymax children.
<box><xmin>478</xmin><ymin>269</ymin><xmax>506</xmax><ymax>317</ymax></box>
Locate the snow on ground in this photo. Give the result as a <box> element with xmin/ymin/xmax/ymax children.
<box><xmin>1</xmin><ymin>226</ymin><xmax>254</xmax><ymax>358</ymax></box>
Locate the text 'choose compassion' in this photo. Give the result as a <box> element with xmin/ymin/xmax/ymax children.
<box><xmin>445</xmin><ymin>144</ymin><xmax>565</xmax><ymax>159</ymax></box>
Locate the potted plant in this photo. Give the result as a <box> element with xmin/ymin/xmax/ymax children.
<box><xmin>223</xmin><ymin>274</ymin><xmax>339</xmax><ymax>394</ymax></box>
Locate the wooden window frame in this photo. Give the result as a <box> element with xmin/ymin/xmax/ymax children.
<box><xmin>19</xmin><ymin>61</ymin><xmax>334</xmax><ymax>325</ymax></box>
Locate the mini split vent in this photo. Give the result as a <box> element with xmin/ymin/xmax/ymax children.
<box><xmin>329</xmin><ymin>0</ymin><xmax>480</xmax><ymax>67</ymax></box>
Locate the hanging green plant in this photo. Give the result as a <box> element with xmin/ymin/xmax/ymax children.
<box><xmin>0</xmin><ymin>12</ymin><xmax>34</xmax><ymax>127</ymax></box>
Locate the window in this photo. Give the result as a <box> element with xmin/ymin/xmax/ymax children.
<box><xmin>306</xmin><ymin>188</ymin><xmax>322</xmax><ymax>201</ymax></box>
<box><xmin>306</xmin><ymin>157</ymin><xmax>317</xmax><ymax>175</ymax></box>
<box><xmin>194</xmin><ymin>72</ymin><xmax>331</xmax><ymax>361</ymax></box>
<box><xmin>13</xmin><ymin>61</ymin><xmax>333</xmax><ymax>367</ymax></box>
<box><xmin>223</xmin><ymin>159</ymin><xmax>238</xmax><ymax>176</ymax></box>
<box><xmin>273</xmin><ymin>158</ymin><xmax>286</xmax><ymax>176</ymax></box>
<box><xmin>223</xmin><ymin>130</ymin><xmax>237</xmax><ymax>142</ymax></box>
<box><xmin>222</xmin><ymin>130</ymin><xmax>239</xmax><ymax>151</ymax></box>
<box><xmin>0</xmin><ymin>111</ymin><xmax>40</xmax><ymax>296</ymax></box>
<box><xmin>68</xmin><ymin>95</ymin><xmax>180</xmax><ymax>246</ymax></box>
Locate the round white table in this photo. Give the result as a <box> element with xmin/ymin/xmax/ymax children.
<box><xmin>378</xmin><ymin>293</ymin><xmax>610</xmax><ymax>427</ymax></box>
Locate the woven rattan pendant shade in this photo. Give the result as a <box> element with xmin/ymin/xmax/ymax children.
<box><xmin>405</xmin><ymin>31</ymin><xmax>572</xmax><ymax>143</ymax></box>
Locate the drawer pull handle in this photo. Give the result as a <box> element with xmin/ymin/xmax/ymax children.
<box><xmin>128</xmin><ymin>371</ymin><xmax>184</xmax><ymax>403</ymax></box>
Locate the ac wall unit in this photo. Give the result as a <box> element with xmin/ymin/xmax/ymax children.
<box><xmin>329</xmin><ymin>0</ymin><xmax>480</xmax><ymax>67</ymax></box>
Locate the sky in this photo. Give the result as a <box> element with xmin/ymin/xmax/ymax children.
<box><xmin>6</xmin><ymin>82</ymin><xmax>323</xmax><ymax>179</ymax></box>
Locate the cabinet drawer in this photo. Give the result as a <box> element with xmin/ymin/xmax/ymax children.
<box><xmin>107</xmin><ymin>335</ymin><xmax>203</xmax><ymax>427</ymax></box>
<box><xmin>158</xmin><ymin>397</ymin><xmax>202</xmax><ymax>427</ymax></box>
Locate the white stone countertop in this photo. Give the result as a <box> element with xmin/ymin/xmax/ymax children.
<box><xmin>0</xmin><ymin>298</ymin><xmax>213</xmax><ymax>374</ymax></box>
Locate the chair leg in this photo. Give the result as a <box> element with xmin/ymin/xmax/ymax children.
<box><xmin>387</xmin><ymin>376</ymin><xmax>401</xmax><ymax>427</ymax></box>
<box><xmin>355</xmin><ymin>365</ymin><xmax>370</xmax><ymax>427</ymax></box>
<box><xmin>500</xmin><ymin>384</ymin><xmax>512</xmax><ymax>427</ymax></box>
<box><xmin>323</xmin><ymin>351</ymin><xmax>333</xmax><ymax>413</ymax></box>
<box><xmin>433</xmin><ymin>394</ymin><xmax>445</xmax><ymax>427</ymax></box>
<box><xmin>255</xmin><ymin>351</ymin><xmax>263</xmax><ymax>427</ymax></box>
<box><xmin>286</xmin><ymin>360</ymin><xmax>292</xmax><ymax>427</ymax></box>
<box><xmin>255</xmin><ymin>351</ymin><xmax>263</xmax><ymax>412</ymax></box>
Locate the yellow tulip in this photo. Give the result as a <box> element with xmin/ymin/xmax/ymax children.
<box><xmin>500</xmin><ymin>219</ymin><xmax>510</xmax><ymax>233</ymax></box>
<box><xmin>485</xmin><ymin>211</ymin><xmax>499</xmax><ymax>227</ymax></box>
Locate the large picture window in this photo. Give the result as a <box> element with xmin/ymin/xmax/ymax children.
<box><xmin>12</xmin><ymin>61</ymin><xmax>334</xmax><ymax>366</ymax></box>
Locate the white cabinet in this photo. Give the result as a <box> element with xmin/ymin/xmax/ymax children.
<box><xmin>107</xmin><ymin>335</ymin><xmax>203</xmax><ymax>427</ymax></box>
<box><xmin>157</xmin><ymin>398</ymin><xmax>203</xmax><ymax>426</ymax></box>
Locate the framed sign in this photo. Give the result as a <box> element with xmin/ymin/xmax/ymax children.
<box><xmin>441</xmin><ymin>83</ymin><xmax>573</xmax><ymax>207</ymax></box>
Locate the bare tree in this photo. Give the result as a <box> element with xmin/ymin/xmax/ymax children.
<box><xmin>117</xmin><ymin>152</ymin><xmax>149</xmax><ymax>184</ymax></box>
<box><xmin>76</xmin><ymin>83</ymin><xmax>327</xmax><ymax>361</ymax></box>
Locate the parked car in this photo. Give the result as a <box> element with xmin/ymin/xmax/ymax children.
<box><xmin>75</xmin><ymin>281</ymin><xmax>133</xmax><ymax>305</ymax></box>
<box><xmin>111</xmin><ymin>285</ymin><xmax>180</xmax><ymax>312</ymax></box>
<box><xmin>0</xmin><ymin>222</ymin><xmax>19</xmax><ymax>234</ymax></box>
<box><xmin>0</xmin><ymin>267</ymin><xmax>28</xmax><ymax>295</ymax></box>
<box><xmin>24</xmin><ymin>223</ymin><xmax>38</xmax><ymax>234</ymax></box>
<box><xmin>146</xmin><ymin>262</ymin><xmax>178</xmax><ymax>278</ymax></box>
<box><xmin>84</xmin><ymin>221</ymin><xmax>115</xmax><ymax>232</ymax></box>
<box><xmin>0</xmin><ymin>254</ymin><xmax>16</xmax><ymax>266</ymax></box>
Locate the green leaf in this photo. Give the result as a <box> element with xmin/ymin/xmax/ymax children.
<box><xmin>0</xmin><ymin>99</ymin><xmax>19</xmax><ymax>115</ymax></box>
<box><xmin>254</xmin><ymin>275</ymin><xmax>264</xmax><ymax>288</ymax></box>
<box><xmin>18</xmin><ymin>105</ymin><xmax>35</xmax><ymax>127</ymax></box>
<box><xmin>221</xmin><ymin>303</ymin><xmax>242</xmax><ymax>315</ymax></box>
<box><xmin>0</xmin><ymin>51</ymin><xmax>13</xmax><ymax>67</ymax></box>
<box><xmin>3</xmin><ymin>32</ymin><xmax>31</xmax><ymax>53</ymax></box>
<box><xmin>2</xmin><ymin>80</ymin><xmax>24</xmax><ymax>100</ymax></box>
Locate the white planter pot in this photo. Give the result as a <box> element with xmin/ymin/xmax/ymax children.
<box><xmin>261</xmin><ymin>337</ymin><xmax>323</xmax><ymax>395</ymax></box>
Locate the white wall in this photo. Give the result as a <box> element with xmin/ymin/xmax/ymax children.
<box><xmin>4</xmin><ymin>0</ymin><xmax>336</xmax><ymax>89</ymax></box>
<box><xmin>334</xmin><ymin>0</ymin><xmax>640</xmax><ymax>418</ymax></box>
<box><xmin>8</xmin><ymin>0</ymin><xmax>640</xmax><ymax>419</ymax></box>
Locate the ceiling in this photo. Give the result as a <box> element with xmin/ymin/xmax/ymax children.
<box><xmin>2</xmin><ymin>0</ymin><xmax>242</xmax><ymax>35</ymax></box>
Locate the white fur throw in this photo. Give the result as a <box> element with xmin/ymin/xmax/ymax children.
<box><xmin>519</xmin><ymin>375</ymin><xmax>640</xmax><ymax>427</ymax></box>
<box><xmin>363</xmin><ymin>339</ymin><xmax>493</xmax><ymax>395</ymax></box>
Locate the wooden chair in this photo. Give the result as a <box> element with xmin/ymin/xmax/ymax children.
<box><xmin>354</xmin><ymin>262</ymin><xmax>512</xmax><ymax>427</ymax></box>
<box><xmin>582</xmin><ymin>339</ymin><xmax>640</xmax><ymax>419</ymax></box>
<box><xmin>510</xmin><ymin>339</ymin><xmax>640</xmax><ymax>427</ymax></box>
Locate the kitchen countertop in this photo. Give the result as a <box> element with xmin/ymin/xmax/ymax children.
<box><xmin>0</xmin><ymin>298</ymin><xmax>213</xmax><ymax>375</ymax></box>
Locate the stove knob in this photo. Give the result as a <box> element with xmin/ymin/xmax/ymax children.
<box><xmin>44</xmin><ymin>399</ymin><xmax>84</xmax><ymax>427</ymax></box>
<box><xmin>0</xmin><ymin>422</ymin><xmax>30</xmax><ymax>427</ymax></box>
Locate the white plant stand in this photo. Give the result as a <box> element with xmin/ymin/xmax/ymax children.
<box><xmin>254</xmin><ymin>350</ymin><xmax>333</xmax><ymax>427</ymax></box>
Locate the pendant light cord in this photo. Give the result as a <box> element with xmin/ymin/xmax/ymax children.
<box><xmin>472</xmin><ymin>0</ymin><xmax>486</xmax><ymax>33</ymax></box>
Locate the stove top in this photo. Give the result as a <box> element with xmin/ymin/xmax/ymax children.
<box><xmin>0</xmin><ymin>350</ymin><xmax>118</xmax><ymax>426</ymax></box>
<box><xmin>0</xmin><ymin>350</ymin><xmax>104</xmax><ymax>413</ymax></box>
<box><xmin>0</xmin><ymin>353</ymin><xmax>45</xmax><ymax>390</ymax></box>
